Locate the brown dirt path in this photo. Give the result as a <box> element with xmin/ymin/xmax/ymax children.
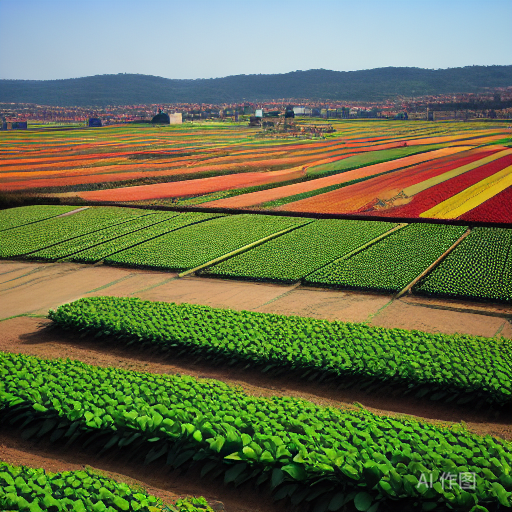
<box><xmin>1</xmin><ymin>260</ymin><xmax>510</xmax><ymax>338</ymax></box>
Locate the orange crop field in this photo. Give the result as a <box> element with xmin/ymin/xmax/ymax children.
<box><xmin>1</xmin><ymin>120</ymin><xmax>510</xmax><ymax>222</ymax></box>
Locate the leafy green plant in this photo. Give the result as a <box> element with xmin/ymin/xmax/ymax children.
<box><xmin>0</xmin><ymin>461</ymin><xmax>165</xmax><ymax>511</ymax></box>
<box><xmin>48</xmin><ymin>297</ymin><xmax>512</xmax><ymax>407</ymax></box>
<box><xmin>1</xmin><ymin>352</ymin><xmax>511</xmax><ymax>512</ymax></box>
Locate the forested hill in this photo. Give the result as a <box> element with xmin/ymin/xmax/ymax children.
<box><xmin>1</xmin><ymin>66</ymin><xmax>511</xmax><ymax>106</ymax></box>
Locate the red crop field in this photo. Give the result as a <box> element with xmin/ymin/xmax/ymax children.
<box><xmin>277</xmin><ymin>148</ymin><xmax>499</xmax><ymax>214</ymax></box>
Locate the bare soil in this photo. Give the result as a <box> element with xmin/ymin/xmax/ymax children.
<box><xmin>1</xmin><ymin>260</ymin><xmax>510</xmax><ymax>338</ymax></box>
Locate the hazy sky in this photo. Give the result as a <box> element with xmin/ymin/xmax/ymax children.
<box><xmin>1</xmin><ymin>0</ymin><xmax>511</xmax><ymax>80</ymax></box>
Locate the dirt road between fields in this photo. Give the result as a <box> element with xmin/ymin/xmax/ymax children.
<box><xmin>1</xmin><ymin>260</ymin><xmax>511</xmax><ymax>338</ymax></box>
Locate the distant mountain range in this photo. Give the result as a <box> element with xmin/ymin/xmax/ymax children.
<box><xmin>1</xmin><ymin>66</ymin><xmax>511</xmax><ymax>106</ymax></box>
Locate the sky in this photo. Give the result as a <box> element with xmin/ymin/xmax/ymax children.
<box><xmin>1</xmin><ymin>0</ymin><xmax>511</xmax><ymax>81</ymax></box>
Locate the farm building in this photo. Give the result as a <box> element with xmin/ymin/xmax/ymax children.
<box><xmin>1</xmin><ymin>121</ymin><xmax>27</xmax><ymax>130</ymax></box>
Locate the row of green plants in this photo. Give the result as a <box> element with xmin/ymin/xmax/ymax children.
<box><xmin>304</xmin><ymin>224</ymin><xmax>467</xmax><ymax>292</ymax></box>
<box><xmin>0</xmin><ymin>207</ymin><xmax>149</xmax><ymax>258</ymax></box>
<box><xmin>63</xmin><ymin>212</ymin><xmax>220</xmax><ymax>264</ymax></box>
<box><xmin>48</xmin><ymin>297</ymin><xmax>512</xmax><ymax>407</ymax></box>
<box><xmin>0</xmin><ymin>205</ymin><xmax>77</xmax><ymax>232</ymax></box>
<box><xmin>417</xmin><ymin>227</ymin><xmax>512</xmax><ymax>303</ymax></box>
<box><xmin>105</xmin><ymin>214</ymin><xmax>310</xmax><ymax>272</ymax></box>
<box><xmin>0</xmin><ymin>461</ymin><xmax>214</xmax><ymax>512</ymax></box>
<box><xmin>1</xmin><ymin>352</ymin><xmax>511</xmax><ymax>512</ymax></box>
<box><xmin>203</xmin><ymin>219</ymin><xmax>397</xmax><ymax>283</ymax></box>
<box><xmin>31</xmin><ymin>211</ymin><xmax>176</xmax><ymax>261</ymax></box>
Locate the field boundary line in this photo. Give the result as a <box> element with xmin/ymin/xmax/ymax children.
<box><xmin>301</xmin><ymin>222</ymin><xmax>409</xmax><ymax>282</ymax></box>
<box><xmin>84</xmin><ymin>274</ymin><xmax>136</xmax><ymax>294</ymax></box>
<box><xmin>179</xmin><ymin>221</ymin><xmax>314</xmax><ymax>278</ymax></box>
<box><xmin>395</xmin><ymin>228</ymin><xmax>472</xmax><ymax>300</ymax></box>
<box><xmin>252</xmin><ymin>282</ymin><xmax>302</xmax><ymax>310</ymax></box>
<box><xmin>54</xmin><ymin>206</ymin><xmax>90</xmax><ymax>217</ymax></box>
<box><xmin>363</xmin><ymin>298</ymin><xmax>395</xmax><ymax>325</ymax></box>
<box><xmin>128</xmin><ymin>275</ymin><xmax>180</xmax><ymax>295</ymax></box>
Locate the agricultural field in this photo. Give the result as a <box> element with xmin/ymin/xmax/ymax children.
<box><xmin>1</xmin><ymin>120</ymin><xmax>511</xmax><ymax>511</ymax></box>
<box><xmin>0</xmin><ymin>205</ymin><xmax>511</xmax><ymax>303</ymax></box>
<box><xmin>0</xmin><ymin>120</ymin><xmax>510</xmax><ymax>223</ymax></box>
<box><xmin>202</xmin><ymin>219</ymin><xmax>398</xmax><ymax>283</ymax></box>
<box><xmin>416</xmin><ymin>227</ymin><xmax>512</xmax><ymax>303</ymax></box>
<box><xmin>304</xmin><ymin>223</ymin><xmax>468</xmax><ymax>293</ymax></box>
<box><xmin>104</xmin><ymin>213</ymin><xmax>310</xmax><ymax>272</ymax></box>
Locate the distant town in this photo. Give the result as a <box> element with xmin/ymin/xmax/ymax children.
<box><xmin>1</xmin><ymin>87</ymin><xmax>511</xmax><ymax>126</ymax></box>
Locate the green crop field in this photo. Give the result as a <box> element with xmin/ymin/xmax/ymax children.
<box><xmin>105</xmin><ymin>213</ymin><xmax>311</xmax><ymax>272</ymax></box>
<box><xmin>1</xmin><ymin>206</ymin><xmax>511</xmax><ymax>304</ymax></box>
<box><xmin>49</xmin><ymin>297</ymin><xmax>512</xmax><ymax>407</ymax></box>
<box><xmin>64</xmin><ymin>211</ymin><xmax>221</xmax><ymax>264</ymax></box>
<box><xmin>203</xmin><ymin>219</ymin><xmax>397</xmax><ymax>283</ymax></box>
<box><xmin>304</xmin><ymin>223</ymin><xmax>468</xmax><ymax>292</ymax></box>
<box><xmin>0</xmin><ymin>205</ymin><xmax>78</xmax><ymax>232</ymax></box>
<box><xmin>1</xmin><ymin>118</ymin><xmax>512</xmax><ymax>512</ymax></box>
<box><xmin>0</xmin><ymin>207</ymin><xmax>149</xmax><ymax>258</ymax></box>
<box><xmin>416</xmin><ymin>227</ymin><xmax>512</xmax><ymax>303</ymax></box>
<box><xmin>2</xmin><ymin>350</ymin><xmax>511</xmax><ymax>512</ymax></box>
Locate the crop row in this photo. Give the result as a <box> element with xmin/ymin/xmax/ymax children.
<box><xmin>48</xmin><ymin>297</ymin><xmax>512</xmax><ymax>407</ymax></box>
<box><xmin>0</xmin><ymin>205</ymin><xmax>77</xmax><ymax>232</ymax></box>
<box><xmin>0</xmin><ymin>461</ymin><xmax>161</xmax><ymax>512</ymax></box>
<box><xmin>1</xmin><ymin>352</ymin><xmax>511</xmax><ymax>512</ymax></box>
<box><xmin>105</xmin><ymin>214</ymin><xmax>310</xmax><ymax>272</ymax></box>
<box><xmin>0</xmin><ymin>461</ymin><xmax>214</xmax><ymax>512</ymax></box>
<box><xmin>64</xmin><ymin>212</ymin><xmax>221</xmax><ymax>264</ymax></box>
<box><xmin>0</xmin><ymin>207</ymin><xmax>149</xmax><ymax>258</ymax></box>
<box><xmin>417</xmin><ymin>227</ymin><xmax>512</xmax><ymax>303</ymax></box>
<box><xmin>304</xmin><ymin>223</ymin><xmax>467</xmax><ymax>292</ymax></box>
<box><xmin>203</xmin><ymin>219</ymin><xmax>398</xmax><ymax>283</ymax></box>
